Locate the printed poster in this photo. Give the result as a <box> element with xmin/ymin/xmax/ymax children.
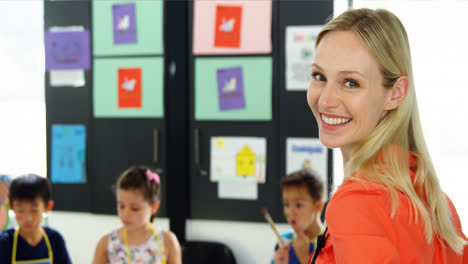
<box><xmin>286</xmin><ymin>137</ymin><xmax>327</xmax><ymax>198</ymax></box>
<box><xmin>286</xmin><ymin>25</ymin><xmax>322</xmax><ymax>91</ymax></box>
<box><xmin>112</xmin><ymin>3</ymin><xmax>137</xmax><ymax>44</ymax></box>
<box><xmin>51</xmin><ymin>125</ymin><xmax>86</xmax><ymax>184</ymax></box>
<box><xmin>118</xmin><ymin>68</ymin><xmax>142</xmax><ymax>108</ymax></box>
<box><xmin>214</xmin><ymin>5</ymin><xmax>242</xmax><ymax>48</ymax></box>
<box><xmin>216</xmin><ymin>66</ymin><xmax>245</xmax><ymax>111</ymax></box>
<box><xmin>45</xmin><ymin>29</ymin><xmax>91</xmax><ymax>70</ymax></box>
<box><xmin>211</xmin><ymin>136</ymin><xmax>266</xmax><ymax>183</ymax></box>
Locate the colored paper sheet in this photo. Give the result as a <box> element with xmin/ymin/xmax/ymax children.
<box><xmin>45</xmin><ymin>30</ymin><xmax>91</xmax><ymax>70</ymax></box>
<box><xmin>216</xmin><ymin>66</ymin><xmax>245</xmax><ymax>111</ymax></box>
<box><xmin>193</xmin><ymin>0</ymin><xmax>272</xmax><ymax>54</ymax></box>
<box><xmin>218</xmin><ymin>182</ymin><xmax>257</xmax><ymax>200</ymax></box>
<box><xmin>51</xmin><ymin>124</ymin><xmax>86</xmax><ymax>184</ymax></box>
<box><xmin>195</xmin><ymin>57</ymin><xmax>272</xmax><ymax>121</ymax></box>
<box><xmin>118</xmin><ymin>67</ymin><xmax>142</xmax><ymax>108</ymax></box>
<box><xmin>94</xmin><ymin>57</ymin><xmax>164</xmax><ymax>118</ymax></box>
<box><xmin>112</xmin><ymin>3</ymin><xmax>137</xmax><ymax>44</ymax></box>
<box><xmin>286</xmin><ymin>25</ymin><xmax>323</xmax><ymax>91</ymax></box>
<box><xmin>286</xmin><ymin>138</ymin><xmax>328</xmax><ymax>199</ymax></box>
<box><xmin>210</xmin><ymin>136</ymin><xmax>266</xmax><ymax>183</ymax></box>
<box><xmin>214</xmin><ymin>5</ymin><xmax>242</xmax><ymax>48</ymax></box>
<box><xmin>93</xmin><ymin>0</ymin><xmax>163</xmax><ymax>55</ymax></box>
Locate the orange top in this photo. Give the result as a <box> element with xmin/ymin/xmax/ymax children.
<box><xmin>313</xmin><ymin>156</ymin><xmax>468</xmax><ymax>263</ymax></box>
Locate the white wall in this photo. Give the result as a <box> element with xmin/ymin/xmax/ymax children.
<box><xmin>46</xmin><ymin>212</ymin><xmax>169</xmax><ymax>264</ymax></box>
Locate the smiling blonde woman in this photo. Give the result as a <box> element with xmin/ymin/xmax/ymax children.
<box><xmin>307</xmin><ymin>8</ymin><xmax>467</xmax><ymax>263</ymax></box>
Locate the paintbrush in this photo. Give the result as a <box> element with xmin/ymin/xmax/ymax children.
<box><xmin>261</xmin><ymin>208</ymin><xmax>287</xmax><ymax>247</ymax></box>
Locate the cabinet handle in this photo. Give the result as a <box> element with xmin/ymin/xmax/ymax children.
<box><xmin>194</xmin><ymin>128</ymin><xmax>199</xmax><ymax>165</ymax></box>
<box><xmin>153</xmin><ymin>128</ymin><xmax>159</xmax><ymax>163</ymax></box>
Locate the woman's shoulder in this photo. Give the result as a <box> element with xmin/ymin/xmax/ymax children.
<box><xmin>326</xmin><ymin>180</ymin><xmax>393</xmax><ymax>232</ymax></box>
<box><xmin>332</xmin><ymin>179</ymin><xmax>389</xmax><ymax>199</ymax></box>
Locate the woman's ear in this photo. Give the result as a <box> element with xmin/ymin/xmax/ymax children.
<box><xmin>385</xmin><ymin>75</ymin><xmax>409</xmax><ymax>111</ymax></box>
<box><xmin>151</xmin><ymin>201</ymin><xmax>160</xmax><ymax>215</ymax></box>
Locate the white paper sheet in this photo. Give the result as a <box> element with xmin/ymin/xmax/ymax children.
<box><xmin>50</xmin><ymin>70</ymin><xmax>85</xmax><ymax>87</ymax></box>
<box><xmin>285</xmin><ymin>25</ymin><xmax>323</xmax><ymax>91</ymax></box>
<box><xmin>286</xmin><ymin>137</ymin><xmax>328</xmax><ymax>198</ymax></box>
<box><xmin>218</xmin><ymin>182</ymin><xmax>258</xmax><ymax>200</ymax></box>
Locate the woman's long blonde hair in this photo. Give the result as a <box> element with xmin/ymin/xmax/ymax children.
<box><xmin>316</xmin><ymin>8</ymin><xmax>465</xmax><ymax>253</ymax></box>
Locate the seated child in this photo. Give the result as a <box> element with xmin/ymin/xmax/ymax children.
<box><xmin>0</xmin><ymin>174</ymin><xmax>72</xmax><ymax>263</ymax></box>
<box><xmin>92</xmin><ymin>166</ymin><xmax>181</xmax><ymax>264</ymax></box>
<box><xmin>273</xmin><ymin>168</ymin><xmax>325</xmax><ymax>264</ymax></box>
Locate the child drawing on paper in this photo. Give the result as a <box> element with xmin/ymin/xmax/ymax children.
<box><xmin>92</xmin><ymin>166</ymin><xmax>181</xmax><ymax>264</ymax></box>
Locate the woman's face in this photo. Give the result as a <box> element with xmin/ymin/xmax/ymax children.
<box><xmin>307</xmin><ymin>30</ymin><xmax>392</xmax><ymax>159</ymax></box>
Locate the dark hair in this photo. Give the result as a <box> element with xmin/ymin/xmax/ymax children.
<box><xmin>280</xmin><ymin>168</ymin><xmax>324</xmax><ymax>201</ymax></box>
<box><xmin>9</xmin><ymin>174</ymin><xmax>52</xmax><ymax>206</ymax></box>
<box><xmin>116</xmin><ymin>166</ymin><xmax>161</xmax><ymax>221</ymax></box>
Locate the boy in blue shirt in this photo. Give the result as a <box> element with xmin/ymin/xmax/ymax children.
<box><xmin>273</xmin><ymin>169</ymin><xmax>325</xmax><ymax>264</ymax></box>
<box><xmin>0</xmin><ymin>174</ymin><xmax>71</xmax><ymax>263</ymax></box>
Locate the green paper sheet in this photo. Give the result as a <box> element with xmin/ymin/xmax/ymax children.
<box><xmin>93</xmin><ymin>57</ymin><xmax>164</xmax><ymax>118</ymax></box>
<box><xmin>195</xmin><ymin>57</ymin><xmax>272</xmax><ymax>121</ymax></box>
<box><xmin>92</xmin><ymin>0</ymin><xmax>163</xmax><ymax>55</ymax></box>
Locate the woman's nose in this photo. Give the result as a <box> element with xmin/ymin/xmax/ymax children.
<box><xmin>318</xmin><ymin>83</ymin><xmax>340</xmax><ymax>109</ymax></box>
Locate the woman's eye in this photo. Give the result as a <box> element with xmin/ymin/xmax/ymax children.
<box><xmin>312</xmin><ymin>72</ymin><xmax>326</xmax><ymax>82</ymax></box>
<box><xmin>344</xmin><ymin>79</ymin><xmax>359</xmax><ymax>88</ymax></box>
<box><xmin>131</xmin><ymin>208</ymin><xmax>139</xmax><ymax>212</ymax></box>
<box><xmin>296</xmin><ymin>203</ymin><xmax>304</xmax><ymax>208</ymax></box>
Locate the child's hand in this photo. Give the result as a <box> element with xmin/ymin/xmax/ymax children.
<box><xmin>292</xmin><ymin>232</ymin><xmax>310</xmax><ymax>264</ymax></box>
<box><xmin>273</xmin><ymin>244</ymin><xmax>289</xmax><ymax>264</ymax></box>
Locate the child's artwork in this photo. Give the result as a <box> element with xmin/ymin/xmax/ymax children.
<box><xmin>93</xmin><ymin>1</ymin><xmax>163</xmax><ymax>55</ymax></box>
<box><xmin>194</xmin><ymin>57</ymin><xmax>272</xmax><ymax>121</ymax></box>
<box><xmin>51</xmin><ymin>125</ymin><xmax>87</xmax><ymax>184</ymax></box>
<box><xmin>216</xmin><ymin>66</ymin><xmax>245</xmax><ymax>111</ymax></box>
<box><xmin>93</xmin><ymin>57</ymin><xmax>164</xmax><ymax>118</ymax></box>
<box><xmin>112</xmin><ymin>3</ymin><xmax>137</xmax><ymax>44</ymax></box>
<box><xmin>285</xmin><ymin>25</ymin><xmax>322</xmax><ymax>90</ymax></box>
<box><xmin>286</xmin><ymin>137</ymin><xmax>327</xmax><ymax>198</ymax></box>
<box><xmin>193</xmin><ymin>0</ymin><xmax>272</xmax><ymax>54</ymax></box>
<box><xmin>210</xmin><ymin>136</ymin><xmax>266</xmax><ymax>183</ymax></box>
<box><xmin>45</xmin><ymin>29</ymin><xmax>91</xmax><ymax>70</ymax></box>
<box><xmin>118</xmin><ymin>67</ymin><xmax>142</xmax><ymax>108</ymax></box>
<box><xmin>214</xmin><ymin>5</ymin><xmax>242</xmax><ymax>48</ymax></box>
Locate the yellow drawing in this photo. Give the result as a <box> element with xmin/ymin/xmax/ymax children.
<box><xmin>216</xmin><ymin>139</ymin><xmax>224</xmax><ymax>148</ymax></box>
<box><xmin>236</xmin><ymin>145</ymin><xmax>255</xmax><ymax>176</ymax></box>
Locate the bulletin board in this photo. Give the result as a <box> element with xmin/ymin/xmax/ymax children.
<box><xmin>188</xmin><ymin>1</ymin><xmax>334</xmax><ymax>223</ymax></box>
<box><xmin>44</xmin><ymin>0</ymin><xmax>168</xmax><ymax>218</ymax></box>
<box><xmin>44</xmin><ymin>0</ymin><xmax>93</xmax><ymax>212</ymax></box>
